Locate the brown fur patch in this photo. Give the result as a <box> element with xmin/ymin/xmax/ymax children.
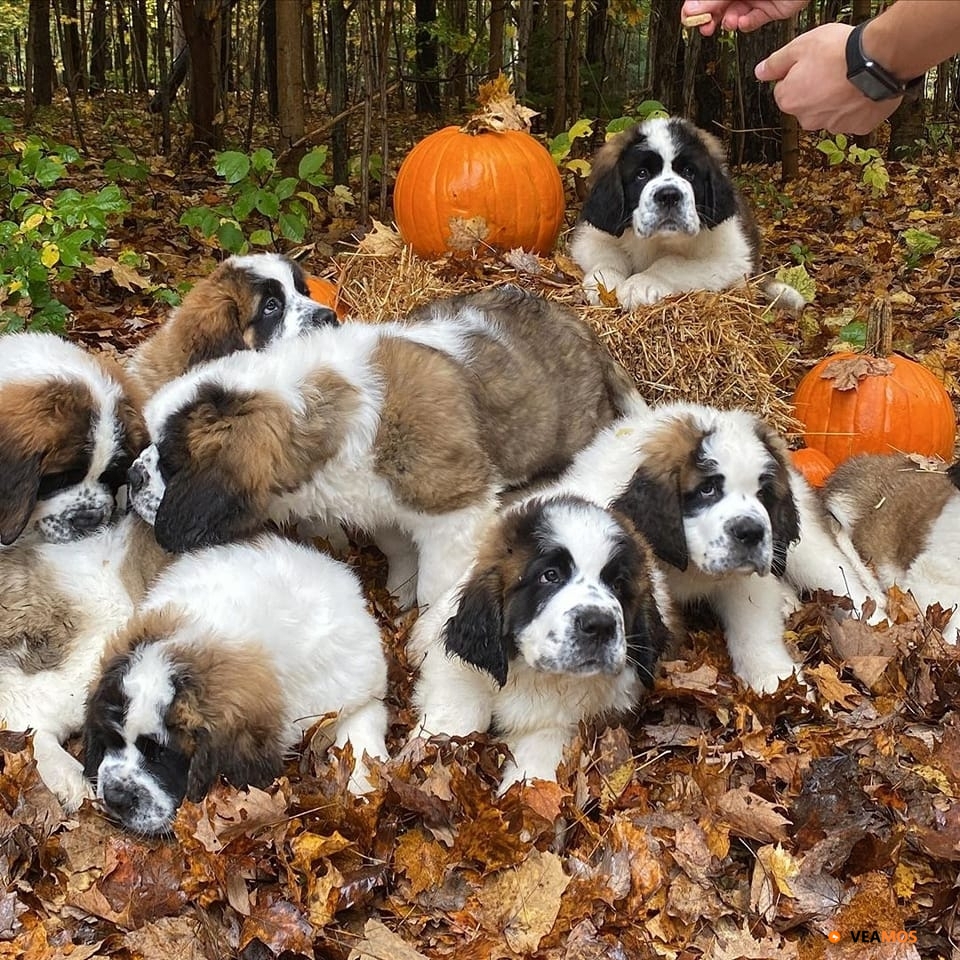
<box><xmin>376</xmin><ymin>288</ymin><xmax>634</xmax><ymax>511</ymax></box>
<box><xmin>638</xmin><ymin>414</ymin><xmax>708</xmax><ymax>493</ymax></box>
<box><xmin>0</xmin><ymin>547</ymin><xmax>82</xmax><ymax>672</ymax></box>
<box><xmin>129</xmin><ymin>262</ymin><xmax>259</xmax><ymax>394</ymax></box>
<box><xmin>824</xmin><ymin>454</ymin><xmax>955</xmax><ymax>572</ymax></box>
<box><xmin>118</xmin><ymin>519</ymin><xmax>171</xmax><ymax>602</ymax></box>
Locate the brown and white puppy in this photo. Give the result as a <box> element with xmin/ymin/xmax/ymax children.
<box><xmin>409</xmin><ymin>494</ymin><xmax>674</xmax><ymax>790</ymax></box>
<box><xmin>127</xmin><ymin>285</ymin><xmax>644</xmax><ymax>608</ymax></box>
<box><xmin>83</xmin><ymin>534</ymin><xmax>389</xmax><ymax>835</ymax></box>
<box><xmin>127</xmin><ymin>253</ymin><xmax>339</xmax><ymax>395</ymax></box>
<box><xmin>822</xmin><ymin>453</ymin><xmax>960</xmax><ymax>641</ymax></box>
<box><xmin>0</xmin><ymin>332</ymin><xmax>167</xmax><ymax>809</ymax></box>
<box><xmin>569</xmin><ymin>116</ymin><xmax>803</xmax><ymax>312</ymax></box>
<box><xmin>544</xmin><ymin>402</ymin><xmax>885</xmax><ymax>693</ymax></box>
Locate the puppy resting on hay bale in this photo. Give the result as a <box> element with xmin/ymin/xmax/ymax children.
<box><xmin>334</xmin><ymin>249</ymin><xmax>797</xmax><ymax>433</ymax></box>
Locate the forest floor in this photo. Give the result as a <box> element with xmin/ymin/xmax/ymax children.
<box><xmin>2</xmin><ymin>92</ymin><xmax>960</xmax><ymax>960</ymax></box>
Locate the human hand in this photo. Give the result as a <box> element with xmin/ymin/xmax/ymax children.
<box><xmin>680</xmin><ymin>0</ymin><xmax>809</xmax><ymax>36</ymax></box>
<box><xmin>756</xmin><ymin>22</ymin><xmax>901</xmax><ymax>134</ymax></box>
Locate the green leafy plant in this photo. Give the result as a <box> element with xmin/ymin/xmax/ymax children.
<box><xmin>789</xmin><ymin>242</ymin><xmax>814</xmax><ymax>266</ymax></box>
<box><xmin>816</xmin><ymin>133</ymin><xmax>890</xmax><ymax>197</ymax></box>
<box><xmin>180</xmin><ymin>147</ymin><xmax>330</xmax><ymax>253</ymax></box>
<box><xmin>900</xmin><ymin>227</ymin><xmax>940</xmax><ymax>272</ymax></box>
<box><xmin>0</xmin><ymin>120</ymin><xmax>130</xmax><ymax>333</ymax></box>
<box><xmin>604</xmin><ymin>99</ymin><xmax>669</xmax><ymax>138</ymax></box>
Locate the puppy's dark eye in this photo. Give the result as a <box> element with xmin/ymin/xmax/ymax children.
<box><xmin>136</xmin><ymin>735</ymin><xmax>168</xmax><ymax>765</ymax></box>
<box><xmin>262</xmin><ymin>295</ymin><xmax>283</xmax><ymax>317</ymax></box>
<box><xmin>680</xmin><ymin>164</ymin><xmax>697</xmax><ymax>181</ymax></box>
<box><xmin>539</xmin><ymin>567</ymin><xmax>561</xmax><ymax>585</ymax></box>
<box><xmin>37</xmin><ymin>467</ymin><xmax>88</xmax><ymax>500</ymax></box>
<box><xmin>636</xmin><ymin>168</ymin><xmax>651</xmax><ymax>182</ymax></box>
<box><xmin>695</xmin><ymin>478</ymin><xmax>722</xmax><ymax>501</ymax></box>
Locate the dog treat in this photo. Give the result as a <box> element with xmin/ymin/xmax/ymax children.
<box><xmin>681</xmin><ymin>12</ymin><xmax>712</xmax><ymax>27</ymax></box>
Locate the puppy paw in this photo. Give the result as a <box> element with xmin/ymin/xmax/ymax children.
<box><xmin>582</xmin><ymin>269</ymin><xmax>626</xmax><ymax>306</ymax></box>
<box><xmin>738</xmin><ymin>661</ymin><xmax>803</xmax><ymax>696</ymax></box>
<box><xmin>616</xmin><ymin>274</ymin><xmax>676</xmax><ymax>309</ymax></box>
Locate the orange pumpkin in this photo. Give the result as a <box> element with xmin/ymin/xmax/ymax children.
<box><xmin>790</xmin><ymin>447</ymin><xmax>835</xmax><ymax>487</ymax></box>
<box><xmin>393</xmin><ymin>76</ymin><xmax>564</xmax><ymax>259</ymax></box>
<box><xmin>792</xmin><ymin>299</ymin><xmax>956</xmax><ymax>465</ymax></box>
<box><xmin>306</xmin><ymin>275</ymin><xmax>348</xmax><ymax>320</ymax></box>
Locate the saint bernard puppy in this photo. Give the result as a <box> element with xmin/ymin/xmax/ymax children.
<box><xmin>127</xmin><ymin>252</ymin><xmax>339</xmax><ymax>395</ymax></box>
<box><xmin>83</xmin><ymin>534</ymin><xmax>389</xmax><ymax>836</ymax></box>
<box><xmin>0</xmin><ymin>332</ymin><xmax>167</xmax><ymax>809</ymax></box>
<box><xmin>569</xmin><ymin>116</ymin><xmax>804</xmax><ymax>312</ymax></box>
<box><xmin>822</xmin><ymin>454</ymin><xmax>960</xmax><ymax>642</ymax></box>
<box><xmin>126</xmin><ymin>285</ymin><xmax>643</xmax><ymax>607</ymax></box>
<box><xmin>409</xmin><ymin>494</ymin><xmax>674</xmax><ymax>790</ymax></box>
<box><xmin>546</xmin><ymin>403</ymin><xmax>885</xmax><ymax>693</ymax></box>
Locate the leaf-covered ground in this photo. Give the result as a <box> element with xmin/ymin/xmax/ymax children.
<box><xmin>3</xmin><ymin>94</ymin><xmax>960</xmax><ymax>960</ymax></box>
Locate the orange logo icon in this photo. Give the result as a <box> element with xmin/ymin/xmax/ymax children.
<box><xmin>828</xmin><ymin>931</ymin><xmax>842</xmax><ymax>943</ymax></box>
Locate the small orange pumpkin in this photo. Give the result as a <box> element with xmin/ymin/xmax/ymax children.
<box><xmin>790</xmin><ymin>447</ymin><xmax>835</xmax><ymax>487</ymax></box>
<box><xmin>306</xmin><ymin>275</ymin><xmax>348</xmax><ymax>320</ymax></box>
<box><xmin>393</xmin><ymin>76</ymin><xmax>564</xmax><ymax>259</ymax></box>
<box><xmin>792</xmin><ymin>298</ymin><xmax>956</xmax><ymax>465</ymax></box>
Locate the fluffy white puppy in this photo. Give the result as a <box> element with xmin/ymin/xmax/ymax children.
<box><xmin>822</xmin><ymin>453</ymin><xmax>960</xmax><ymax>641</ymax></box>
<box><xmin>549</xmin><ymin>403</ymin><xmax>885</xmax><ymax>693</ymax></box>
<box><xmin>569</xmin><ymin>116</ymin><xmax>803</xmax><ymax>312</ymax></box>
<box><xmin>410</xmin><ymin>494</ymin><xmax>674</xmax><ymax>790</ymax></box>
<box><xmin>0</xmin><ymin>332</ymin><xmax>165</xmax><ymax>809</ymax></box>
<box><xmin>83</xmin><ymin>534</ymin><xmax>389</xmax><ymax>835</ymax></box>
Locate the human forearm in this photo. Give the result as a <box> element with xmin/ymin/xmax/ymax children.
<box><xmin>861</xmin><ymin>0</ymin><xmax>960</xmax><ymax>83</ymax></box>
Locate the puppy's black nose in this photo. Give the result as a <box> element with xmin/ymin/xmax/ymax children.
<box><xmin>127</xmin><ymin>461</ymin><xmax>147</xmax><ymax>495</ymax></box>
<box><xmin>654</xmin><ymin>185</ymin><xmax>683</xmax><ymax>208</ymax></box>
<box><xmin>728</xmin><ymin>517</ymin><xmax>766</xmax><ymax>547</ymax></box>
<box><xmin>102</xmin><ymin>782</ymin><xmax>139</xmax><ymax>818</ymax></box>
<box><xmin>308</xmin><ymin>304</ymin><xmax>339</xmax><ymax>328</ymax></box>
<box><xmin>574</xmin><ymin>609</ymin><xmax>617</xmax><ymax>647</ymax></box>
<box><xmin>70</xmin><ymin>505</ymin><xmax>108</xmax><ymax>532</ymax></box>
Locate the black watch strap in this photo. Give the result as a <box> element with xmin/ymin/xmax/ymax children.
<box><xmin>845</xmin><ymin>20</ymin><xmax>925</xmax><ymax>102</ymax></box>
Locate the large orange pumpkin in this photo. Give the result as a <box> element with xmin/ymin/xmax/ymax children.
<box><xmin>393</xmin><ymin>76</ymin><xmax>564</xmax><ymax>259</ymax></box>
<box><xmin>792</xmin><ymin>299</ymin><xmax>956</xmax><ymax>464</ymax></box>
<box><xmin>306</xmin><ymin>275</ymin><xmax>348</xmax><ymax>320</ymax></box>
<box><xmin>789</xmin><ymin>447</ymin><xmax>835</xmax><ymax>487</ymax></box>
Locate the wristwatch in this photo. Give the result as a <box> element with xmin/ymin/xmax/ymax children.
<box><xmin>845</xmin><ymin>20</ymin><xmax>925</xmax><ymax>101</ymax></box>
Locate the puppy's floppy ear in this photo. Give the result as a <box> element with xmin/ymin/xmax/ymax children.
<box><xmin>625</xmin><ymin>591</ymin><xmax>674</xmax><ymax>688</ymax></box>
<box><xmin>154</xmin><ymin>467</ymin><xmax>258</xmax><ymax>553</ymax></box>
<box><xmin>699</xmin><ymin>161</ymin><xmax>739</xmax><ymax>228</ymax></box>
<box><xmin>611</xmin><ymin>468</ymin><xmax>688</xmax><ymax>571</ymax></box>
<box><xmin>581</xmin><ymin>164</ymin><xmax>628</xmax><ymax>237</ymax></box>
<box><xmin>443</xmin><ymin>566</ymin><xmax>508</xmax><ymax>687</ymax></box>
<box><xmin>756</xmin><ymin>423</ymin><xmax>801</xmax><ymax>577</ymax></box>
<box><xmin>185</xmin><ymin>725</ymin><xmax>283</xmax><ymax>802</ymax></box>
<box><xmin>0</xmin><ymin>446</ymin><xmax>41</xmax><ymax>545</ymax></box>
<box><xmin>82</xmin><ymin>654</ymin><xmax>128</xmax><ymax>782</ymax></box>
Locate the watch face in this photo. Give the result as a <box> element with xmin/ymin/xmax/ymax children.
<box><xmin>849</xmin><ymin>63</ymin><xmax>902</xmax><ymax>101</ymax></box>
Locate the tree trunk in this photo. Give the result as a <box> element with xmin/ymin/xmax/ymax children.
<box><xmin>179</xmin><ymin>0</ymin><xmax>223</xmax><ymax>156</ymax></box>
<box><xmin>548</xmin><ymin>0</ymin><xmax>566</xmax><ymax>134</ymax></box>
<box><xmin>447</xmin><ymin>0</ymin><xmax>468</xmax><ymax>110</ymax></box>
<box><xmin>487</xmin><ymin>0</ymin><xmax>506</xmax><ymax>80</ymax></box>
<box><xmin>28</xmin><ymin>0</ymin><xmax>55</xmax><ymax>107</ymax></box>
<box><xmin>263</xmin><ymin>0</ymin><xmax>278</xmax><ymax>119</ymax></box>
<box><xmin>415</xmin><ymin>0</ymin><xmax>440</xmax><ymax>114</ymax></box>
<box><xmin>565</xmin><ymin>0</ymin><xmax>582</xmax><ymax>133</ymax></box>
<box><xmin>303</xmin><ymin>0</ymin><xmax>317</xmax><ymax>91</ymax></box>
<box><xmin>61</xmin><ymin>0</ymin><xmax>85</xmax><ymax>91</ymax></box>
<box><xmin>583</xmin><ymin>0</ymin><xmax>607</xmax><ymax>117</ymax></box>
<box><xmin>733</xmin><ymin>25</ymin><xmax>783</xmax><ymax>163</ymax></box>
<box><xmin>887</xmin><ymin>96</ymin><xmax>926</xmax><ymax>160</ymax></box>
<box><xmin>780</xmin><ymin>14</ymin><xmax>799</xmax><ymax>180</ymax></box>
<box><xmin>276</xmin><ymin>0</ymin><xmax>305</xmax><ymax>162</ymax></box>
<box><xmin>131</xmin><ymin>0</ymin><xmax>149</xmax><ymax>91</ymax></box>
<box><xmin>514</xmin><ymin>0</ymin><xmax>533</xmax><ymax>100</ymax></box>
<box><xmin>325</xmin><ymin>0</ymin><xmax>349</xmax><ymax>183</ymax></box>
<box><xmin>684</xmin><ymin>30</ymin><xmax>723</xmax><ymax>135</ymax></box>
<box><xmin>648</xmin><ymin>0</ymin><xmax>684</xmax><ymax>113</ymax></box>
<box><xmin>114</xmin><ymin>0</ymin><xmax>129</xmax><ymax>93</ymax></box>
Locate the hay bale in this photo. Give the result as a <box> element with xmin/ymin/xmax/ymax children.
<box><xmin>334</xmin><ymin>244</ymin><xmax>799</xmax><ymax>435</ymax></box>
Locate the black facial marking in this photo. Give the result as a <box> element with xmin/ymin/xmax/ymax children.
<box><xmin>83</xmin><ymin>655</ymin><xmax>130</xmax><ymax>781</ymax></box>
<box><xmin>249</xmin><ymin>277</ymin><xmax>288</xmax><ymax>347</ymax></box>
<box><xmin>611</xmin><ymin>468</ymin><xmax>688</xmax><ymax>572</ymax></box>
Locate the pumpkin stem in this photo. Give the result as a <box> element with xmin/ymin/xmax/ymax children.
<box><xmin>865</xmin><ymin>297</ymin><xmax>893</xmax><ymax>357</ymax></box>
<box><xmin>461</xmin><ymin>74</ymin><xmax>538</xmax><ymax>135</ymax></box>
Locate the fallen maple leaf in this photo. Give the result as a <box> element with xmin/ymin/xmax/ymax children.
<box><xmin>818</xmin><ymin>355</ymin><xmax>895</xmax><ymax>390</ymax></box>
<box><xmin>717</xmin><ymin>787</ymin><xmax>792</xmax><ymax>843</ymax></box>
<box><xmin>447</xmin><ymin>215</ymin><xmax>490</xmax><ymax>251</ymax></box>
<box><xmin>349</xmin><ymin>918</ymin><xmax>429</xmax><ymax>960</ymax></box>
<box><xmin>805</xmin><ymin>663</ymin><xmax>861</xmax><ymax>709</ymax></box>
<box><xmin>356</xmin><ymin>218</ymin><xmax>405</xmax><ymax>256</ymax></box>
<box><xmin>472</xmin><ymin>848</ymin><xmax>569</xmax><ymax>953</ymax></box>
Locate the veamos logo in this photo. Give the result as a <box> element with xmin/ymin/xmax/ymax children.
<box><xmin>834</xmin><ymin>930</ymin><xmax>918</xmax><ymax>944</ymax></box>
